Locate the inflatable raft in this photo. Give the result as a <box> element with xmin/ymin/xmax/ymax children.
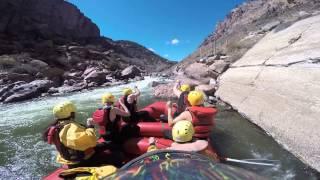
<box><xmin>44</xmin><ymin>101</ymin><xmax>219</xmax><ymax>179</ymax></box>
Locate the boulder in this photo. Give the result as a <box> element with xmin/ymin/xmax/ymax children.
<box><xmin>133</xmin><ymin>76</ymin><xmax>144</xmax><ymax>81</ymax></box>
<box><xmin>185</xmin><ymin>63</ymin><xmax>218</xmax><ymax>82</ymax></box>
<box><xmin>205</xmin><ymin>55</ymin><xmax>221</xmax><ymax>66</ymax></box>
<box><xmin>260</xmin><ymin>20</ymin><xmax>281</xmax><ymax>32</ymax></box>
<box><xmin>209</xmin><ymin>60</ymin><xmax>229</xmax><ymax>74</ymax></box>
<box><xmin>1</xmin><ymin>80</ymin><xmax>54</xmax><ymax>103</ymax></box>
<box><xmin>195</xmin><ymin>84</ymin><xmax>216</xmax><ymax>95</ymax></box>
<box><xmin>121</xmin><ymin>65</ymin><xmax>141</xmax><ymax>79</ymax></box>
<box><xmin>175</xmin><ymin>75</ymin><xmax>205</xmax><ymax>87</ymax></box>
<box><xmin>55</xmin><ymin>85</ymin><xmax>85</xmax><ymax>94</ymax></box>
<box><xmin>1</xmin><ymin>73</ymin><xmax>34</xmax><ymax>83</ymax></box>
<box><xmin>84</xmin><ymin>70</ymin><xmax>108</xmax><ymax>85</ymax></box>
<box><xmin>47</xmin><ymin>87</ymin><xmax>59</xmax><ymax>94</ymax></box>
<box><xmin>29</xmin><ymin>59</ymin><xmax>49</xmax><ymax>69</ymax></box>
<box><xmin>63</xmin><ymin>71</ymin><xmax>82</xmax><ymax>80</ymax></box>
<box><xmin>82</xmin><ymin>67</ymin><xmax>96</xmax><ymax>77</ymax></box>
<box><xmin>153</xmin><ymin>83</ymin><xmax>176</xmax><ymax>99</ymax></box>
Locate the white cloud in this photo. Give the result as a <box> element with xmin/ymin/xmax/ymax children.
<box><xmin>164</xmin><ymin>54</ymin><xmax>169</xmax><ymax>57</ymax></box>
<box><xmin>148</xmin><ymin>48</ymin><xmax>155</xmax><ymax>52</ymax></box>
<box><xmin>171</xmin><ymin>38</ymin><xmax>179</xmax><ymax>45</ymax></box>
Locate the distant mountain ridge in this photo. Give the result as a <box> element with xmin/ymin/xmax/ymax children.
<box><xmin>0</xmin><ymin>0</ymin><xmax>175</xmax><ymax>103</ymax></box>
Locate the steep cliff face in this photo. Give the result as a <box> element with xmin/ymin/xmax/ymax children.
<box><xmin>216</xmin><ymin>14</ymin><xmax>320</xmax><ymax>172</ymax></box>
<box><xmin>160</xmin><ymin>0</ymin><xmax>319</xmax><ymax>101</ymax></box>
<box><xmin>0</xmin><ymin>0</ymin><xmax>100</xmax><ymax>39</ymax></box>
<box><xmin>178</xmin><ymin>0</ymin><xmax>320</xmax><ymax>68</ymax></box>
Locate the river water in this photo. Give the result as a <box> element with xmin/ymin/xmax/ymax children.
<box><xmin>0</xmin><ymin>77</ymin><xmax>319</xmax><ymax>179</ymax></box>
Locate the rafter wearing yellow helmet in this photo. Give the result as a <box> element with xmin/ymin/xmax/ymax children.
<box><xmin>180</xmin><ymin>84</ymin><xmax>191</xmax><ymax>92</ymax></box>
<box><xmin>53</xmin><ymin>101</ymin><xmax>76</xmax><ymax>120</ymax></box>
<box><xmin>188</xmin><ymin>91</ymin><xmax>205</xmax><ymax>106</ymax></box>
<box><xmin>172</xmin><ymin>120</ymin><xmax>195</xmax><ymax>143</ymax></box>
<box><xmin>123</xmin><ymin>88</ymin><xmax>133</xmax><ymax>96</ymax></box>
<box><xmin>101</xmin><ymin>93</ymin><xmax>115</xmax><ymax>104</ymax></box>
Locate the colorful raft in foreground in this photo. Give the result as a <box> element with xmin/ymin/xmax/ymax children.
<box><xmin>44</xmin><ymin>101</ymin><xmax>219</xmax><ymax>179</ymax></box>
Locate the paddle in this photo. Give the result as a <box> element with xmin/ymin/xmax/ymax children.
<box><xmin>220</xmin><ymin>157</ymin><xmax>280</xmax><ymax>167</ymax></box>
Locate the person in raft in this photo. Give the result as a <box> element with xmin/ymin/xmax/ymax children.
<box><xmin>167</xmin><ymin>90</ymin><xmax>217</xmax><ymax>139</ymax></box>
<box><xmin>91</xmin><ymin>93</ymin><xmax>131</xmax><ymax>143</ymax></box>
<box><xmin>147</xmin><ymin>120</ymin><xmax>208</xmax><ymax>152</ymax></box>
<box><xmin>117</xmin><ymin>86</ymin><xmax>156</xmax><ymax>122</ymax></box>
<box><xmin>43</xmin><ymin>101</ymin><xmax>123</xmax><ymax>168</ymax></box>
<box><xmin>172</xmin><ymin>80</ymin><xmax>191</xmax><ymax>117</ymax></box>
<box><xmin>116</xmin><ymin>86</ymin><xmax>140</xmax><ymax>122</ymax></box>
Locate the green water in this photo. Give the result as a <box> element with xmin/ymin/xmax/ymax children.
<box><xmin>0</xmin><ymin>77</ymin><xmax>319</xmax><ymax>179</ymax></box>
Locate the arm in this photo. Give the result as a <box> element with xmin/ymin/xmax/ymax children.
<box><xmin>133</xmin><ymin>86</ymin><xmax>140</xmax><ymax>97</ymax></box>
<box><xmin>169</xmin><ymin>111</ymin><xmax>192</xmax><ymax>127</ymax></box>
<box><xmin>173</xmin><ymin>80</ymin><xmax>182</xmax><ymax>97</ymax></box>
<box><xmin>127</xmin><ymin>86</ymin><xmax>140</xmax><ymax>105</ymax></box>
<box><xmin>167</xmin><ymin>101</ymin><xmax>174</xmax><ymax>126</ymax></box>
<box><xmin>114</xmin><ymin>98</ymin><xmax>131</xmax><ymax>117</ymax></box>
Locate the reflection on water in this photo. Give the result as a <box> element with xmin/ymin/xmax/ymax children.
<box><xmin>0</xmin><ymin>77</ymin><xmax>319</xmax><ymax>179</ymax></box>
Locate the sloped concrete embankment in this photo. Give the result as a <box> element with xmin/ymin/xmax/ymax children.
<box><xmin>216</xmin><ymin>15</ymin><xmax>320</xmax><ymax>171</ymax></box>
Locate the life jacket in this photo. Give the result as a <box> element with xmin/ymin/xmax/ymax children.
<box><xmin>46</xmin><ymin>122</ymin><xmax>94</xmax><ymax>162</ymax></box>
<box><xmin>92</xmin><ymin>107</ymin><xmax>121</xmax><ymax>141</ymax></box>
<box><xmin>187</xmin><ymin>106</ymin><xmax>217</xmax><ymax>139</ymax></box>
<box><xmin>175</xmin><ymin>91</ymin><xmax>190</xmax><ymax>116</ymax></box>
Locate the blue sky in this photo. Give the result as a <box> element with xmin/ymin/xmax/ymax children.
<box><xmin>69</xmin><ymin>0</ymin><xmax>245</xmax><ymax>61</ymax></box>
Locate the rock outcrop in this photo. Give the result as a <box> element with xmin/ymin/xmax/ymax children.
<box><xmin>0</xmin><ymin>0</ymin><xmax>100</xmax><ymax>40</ymax></box>
<box><xmin>121</xmin><ymin>65</ymin><xmax>141</xmax><ymax>79</ymax></box>
<box><xmin>216</xmin><ymin>15</ymin><xmax>320</xmax><ymax>171</ymax></box>
<box><xmin>0</xmin><ymin>80</ymin><xmax>54</xmax><ymax>103</ymax></box>
<box><xmin>185</xmin><ymin>0</ymin><xmax>320</xmax><ymax>66</ymax></box>
<box><xmin>0</xmin><ymin>0</ymin><xmax>175</xmax><ymax>103</ymax></box>
<box><xmin>156</xmin><ymin>0</ymin><xmax>320</xmax><ymax>105</ymax></box>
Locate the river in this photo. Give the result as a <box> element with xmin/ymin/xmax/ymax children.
<box><xmin>0</xmin><ymin>77</ymin><xmax>319</xmax><ymax>179</ymax></box>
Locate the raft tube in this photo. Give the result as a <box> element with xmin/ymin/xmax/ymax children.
<box><xmin>123</xmin><ymin>137</ymin><xmax>220</xmax><ymax>162</ymax></box>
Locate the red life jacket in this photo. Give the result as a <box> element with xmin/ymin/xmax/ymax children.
<box><xmin>46</xmin><ymin>122</ymin><xmax>94</xmax><ymax>162</ymax></box>
<box><xmin>187</xmin><ymin>106</ymin><xmax>217</xmax><ymax>139</ymax></box>
<box><xmin>92</xmin><ymin>107</ymin><xmax>121</xmax><ymax>141</ymax></box>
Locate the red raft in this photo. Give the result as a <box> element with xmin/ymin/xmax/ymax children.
<box><xmin>44</xmin><ymin>101</ymin><xmax>219</xmax><ymax>179</ymax></box>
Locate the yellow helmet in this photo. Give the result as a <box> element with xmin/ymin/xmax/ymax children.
<box><xmin>180</xmin><ymin>84</ymin><xmax>191</xmax><ymax>92</ymax></box>
<box><xmin>123</xmin><ymin>88</ymin><xmax>133</xmax><ymax>96</ymax></box>
<box><xmin>172</xmin><ymin>120</ymin><xmax>194</xmax><ymax>143</ymax></box>
<box><xmin>53</xmin><ymin>101</ymin><xmax>76</xmax><ymax>119</ymax></box>
<box><xmin>102</xmin><ymin>93</ymin><xmax>115</xmax><ymax>104</ymax></box>
<box><xmin>188</xmin><ymin>90</ymin><xmax>205</xmax><ymax>106</ymax></box>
